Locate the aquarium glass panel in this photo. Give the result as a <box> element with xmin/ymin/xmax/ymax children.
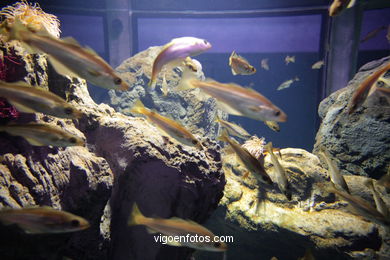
<box><xmin>137</xmin><ymin>15</ymin><xmax>323</xmax><ymax>150</ymax></box>
<box><xmin>357</xmin><ymin>8</ymin><xmax>390</xmax><ymax>67</ymax></box>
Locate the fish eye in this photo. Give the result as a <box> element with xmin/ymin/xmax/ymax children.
<box><xmin>376</xmin><ymin>80</ymin><xmax>385</xmax><ymax>87</ymax></box>
<box><xmin>114</xmin><ymin>77</ymin><xmax>122</xmax><ymax>85</ymax></box>
<box><xmin>274</xmin><ymin>110</ymin><xmax>281</xmax><ymax>116</ymax></box>
<box><xmin>214</xmin><ymin>242</ymin><xmax>221</xmax><ymax>248</ymax></box>
<box><xmin>64</xmin><ymin>107</ymin><xmax>73</xmax><ymax>115</ymax></box>
<box><xmin>69</xmin><ymin>137</ymin><xmax>77</xmax><ymax>144</ymax></box>
<box><xmin>70</xmin><ymin>219</ymin><xmax>80</xmax><ymax>227</ymax></box>
<box><xmin>192</xmin><ymin>140</ymin><xmax>198</xmax><ymax>145</ymax></box>
<box><xmin>203</xmin><ymin>40</ymin><xmax>208</xmax><ymax>45</ymax></box>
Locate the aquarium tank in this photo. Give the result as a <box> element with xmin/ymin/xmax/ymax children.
<box><xmin>0</xmin><ymin>0</ymin><xmax>389</xmax><ymax>259</ymax></box>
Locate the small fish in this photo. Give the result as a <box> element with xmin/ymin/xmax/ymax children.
<box><xmin>129</xmin><ymin>100</ymin><xmax>203</xmax><ymax>149</ymax></box>
<box><xmin>329</xmin><ymin>0</ymin><xmax>356</xmax><ymax>17</ymax></box>
<box><xmin>360</xmin><ymin>26</ymin><xmax>387</xmax><ymax>43</ymax></box>
<box><xmin>215</xmin><ymin>115</ymin><xmax>251</xmax><ymax>140</ymax></box>
<box><xmin>229</xmin><ymin>51</ymin><xmax>256</xmax><ymax>75</ymax></box>
<box><xmin>311</xmin><ymin>60</ymin><xmax>324</xmax><ymax>70</ymax></box>
<box><xmin>218</xmin><ymin>129</ymin><xmax>272</xmax><ymax>185</ymax></box>
<box><xmin>149</xmin><ymin>37</ymin><xmax>212</xmax><ymax>88</ymax></box>
<box><xmin>261</xmin><ymin>58</ymin><xmax>270</xmax><ymax>71</ymax></box>
<box><xmin>183</xmin><ymin>57</ymin><xmax>201</xmax><ymax>72</ymax></box>
<box><xmin>7</xmin><ymin>18</ymin><xmax>129</xmax><ymax>91</ymax></box>
<box><xmin>364</xmin><ymin>179</ymin><xmax>389</xmax><ymax>219</ymax></box>
<box><xmin>0</xmin><ymin>206</ymin><xmax>90</xmax><ymax>234</ymax></box>
<box><xmin>128</xmin><ymin>203</ymin><xmax>227</xmax><ymax>252</ymax></box>
<box><xmin>277</xmin><ymin>77</ymin><xmax>299</xmax><ymax>91</ymax></box>
<box><xmin>319</xmin><ymin>149</ymin><xmax>350</xmax><ymax>193</ymax></box>
<box><xmin>328</xmin><ymin>187</ymin><xmax>389</xmax><ymax>226</ymax></box>
<box><xmin>0</xmin><ymin>123</ymin><xmax>84</xmax><ymax>147</ymax></box>
<box><xmin>348</xmin><ymin>62</ymin><xmax>390</xmax><ymax>114</ymax></box>
<box><xmin>285</xmin><ymin>55</ymin><xmax>295</xmax><ymax>65</ymax></box>
<box><xmin>0</xmin><ymin>81</ymin><xmax>82</xmax><ymax>119</ymax></box>
<box><xmin>265</xmin><ymin>142</ymin><xmax>291</xmax><ymax>200</ymax></box>
<box><xmin>178</xmin><ymin>77</ymin><xmax>287</xmax><ymax>123</ymax></box>
<box><xmin>264</xmin><ymin>121</ymin><xmax>280</xmax><ymax>132</ymax></box>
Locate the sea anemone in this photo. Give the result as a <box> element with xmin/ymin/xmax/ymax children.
<box><xmin>0</xmin><ymin>0</ymin><xmax>61</xmax><ymax>38</ymax></box>
<box><xmin>242</xmin><ymin>135</ymin><xmax>266</xmax><ymax>159</ymax></box>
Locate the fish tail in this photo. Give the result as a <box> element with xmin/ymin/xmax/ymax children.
<box><xmin>128</xmin><ymin>203</ymin><xmax>146</xmax><ymax>226</ymax></box>
<box><xmin>129</xmin><ymin>99</ymin><xmax>147</xmax><ymax>115</ymax></box>
<box><xmin>148</xmin><ymin>77</ymin><xmax>157</xmax><ymax>89</ymax></box>
<box><xmin>214</xmin><ymin>114</ymin><xmax>221</xmax><ymax>123</ymax></box>
<box><xmin>217</xmin><ymin>129</ymin><xmax>229</xmax><ymax>143</ymax></box>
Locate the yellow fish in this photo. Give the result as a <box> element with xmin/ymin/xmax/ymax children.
<box><xmin>285</xmin><ymin>55</ymin><xmax>295</xmax><ymax>65</ymax></box>
<box><xmin>178</xmin><ymin>77</ymin><xmax>287</xmax><ymax>123</ymax></box>
<box><xmin>0</xmin><ymin>80</ymin><xmax>82</xmax><ymax>119</ymax></box>
<box><xmin>128</xmin><ymin>203</ymin><xmax>228</xmax><ymax>252</ymax></box>
<box><xmin>7</xmin><ymin>18</ymin><xmax>129</xmax><ymax>91</ymax></box>
<box><xmin>311</xmin><ymin>60</ymin><xmax>324</xmax><ymax>70</ymax></box>
<box><xmin>215</xmin><ymin>115</ymin><xmax>251</xmax><ymax>140</ymax></box>
<box><xmin>0</xmin><ymin>123</ymin><xmax>84</xmax><ymax>147</ymax></box>
<box><xmin>129</xmin><ymin>100</ymin><xmax>203</xmax><ymax>149</ymax></box>
<box><xmin>264</xmin><ymin>121</ymin><xmax>280</xmax><ymax>132</ymax></box>
<box><xmin>265</xmin><ymin>142</ymin><xmax>291</xmax><ymax>200</ymax></box>
<box><xmin>218</xmin><ymin>129</ymin><xmax>272</xmax><ymax>185</ymax></box>
<box><xmin>0</xmin><ymin>206</ymin><xmax>90</xmax><ymax>234</ymax></box>
<box><xmin>229</xmin><ymin>51</ymin><xmax>256</xmax><ymax>75</ymax></box>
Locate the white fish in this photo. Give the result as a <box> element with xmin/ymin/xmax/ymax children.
<box><xmin>311</xmin><ymin>60</ymin><xmax>324</xmax><ymax>69</ymax></box>
<box><xmin>277</xmin><ymin>77</ymin><xmax>299</xmax><ymax>91</ymax></box>
<box><xmin>261</xmin><ymin>58</ymin><xmax>270</xmax><ymax>71</ymax></box>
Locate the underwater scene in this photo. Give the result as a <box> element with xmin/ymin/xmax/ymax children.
<box><xmin>0</xmin><ymin>0</ymin><xmax>389</xmax><ymax>259</ymax></box>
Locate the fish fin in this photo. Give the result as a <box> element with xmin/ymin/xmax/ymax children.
<box><xmin>294</xmin><ymin>76</ymin><xmax>300</xmax><ymax>81</ymax></box>
<box><xmin>9</xmin><ymin>101</ymin><xmax>37</xmax><ymax>113</ymax></box>
<box><xmin>87</xmin><ymin>69</ymin><xmax>102</xmax><ymax>77</ymax></box>
<box><xmin>347</xmin><ymin>0</ymin><xmax>356</xmax><ymax>8</ymax></box>
<box><xmin>216</xmin><ymin>101</ymin><xmax>242</xmax><ymax>116</ymax></box>
<box><xmin>265</xmin><ymin>142</ymin><xmax>273</xmax><ymax>154</ymax></box>
<box><xmin>128</xmin><ymin>203</ymin><xmax>146</xmax><ymax>226</ymax></box>
<box><xmin>229</xmin><ymin>51</ymin><xmax>236</xmax><ymax>66</ymax></box>
<box><xmin>61</xmin><ymin>37</ymin><xmax>81</xmax><ymax>47</ymax></box>
<box><xmin>243</xmin><ymin>171</ymin><xmax>250</xmax><ymax>179</ymax></box>
<box><xmin>47</xmin><ymin>56</ymin><xmax>79</xmax><ymax>78</ymax></box>
<box><xmin>214</xmin><ymin>114</ymin><xmax>222</xmax><ymax>123</ymax></box>
<box><xmin>217</xmin><ymin>128</ymin><xmax>230</xmax><ymax>142</ymax></box>
<box><xmin>24</xmin><ymin>137</ymin><xmax>45</xmax><ymax>146</ymax></box>
<box><xmin>231</xmin><ymin>68</ymin><xmax>237</xmax><ymax>75</ymax></box>
<box><xmin>129</xmin><ymin>99</ymin><xmax>147</xmax><ymax>115</ymax></box>
<box><xmin>84</xmin><ymin>46</ymin><xmax>99</xmax><ymax>56</ymax></box>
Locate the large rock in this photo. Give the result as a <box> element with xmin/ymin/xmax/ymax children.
<box><xmin>0</xmin><ymin>42</ymin><xmax>225</xmax><ymax>260</ymax></box>
<box><xmin>107</xmin><ymin>46</ymin><xmax>225</xmax><ymax>139</ymax></box>
<box><xmin>196</xmin><ymin>148</ymin><xmax>390</xmax><ymax>260</ymax></box>
<box><xmin>313</xmin><ymin>56</ymin><xmax>390</xmax><ymax>179</ymax></box>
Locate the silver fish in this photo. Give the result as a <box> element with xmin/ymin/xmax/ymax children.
<box><xmin>261</xmin><ymin>58</ymin><xmax>270</xmax><ymax>71</ymax></box>
<box><xmin>0</xmin><ymin>123</ymin><xmax>84</xmax><ymax>147</ymax></box>
<box><xmin>149</xmin><ymin>37</ymin><xmax>212</xmax><ymax>88</ymax></box>
<box><xmin>329</xmin><ymin>187</ymin><xmax>389</xmax><ymax>226</ymax></box>
<box><xmin>285</xmin><ymin>55</ymin><xmax>295</xmax><ymax>65</ymax></box>
<box><xmin>277</xmin><ymin>77</ymin><xmax>299</xmax><ymax>91</ymax></box>
<box><xmin>0</xmin><ymin>206</ymin><xmax>90</xmax><ymax>234</ymax></box>
<box><xmin>8</xmin><ymin>18</ymin><xmax>129</xmax><ymax>91</ymax></box>
<box><xmin>311</xmin><ymin>60</ymin><xmax>324</xmax><ymax>69</ymax></box>
<box><xmin>128</xmin><ymin>203</ymin><xmax>227</xmax><ymax>252</ymax></box>
<box><xmin>218</xmin><ymin>129</ymin><xmax>272</xmax><ymax>185</ymax></box>
<box><xmin>178</xmin><ymin>77</ymin><xmax>287</xmax><ymax>123</ymax></box>
<box><xmin>215</xmin><ymin>115</ymin><xmax>251</xmax><ymax>139</ymax></box>
<box><xmin>0</xmin><ymin>80</ymin><xmax>82</xmax><ymax>119</ymax></box>
<box><xmin>364</xmin><ymin>179</ymin><xmax>389</xmax><ymax>219</ymax></box>
<box><xmin>265</xmin><ymin>142</ymin><xmax>291</xmax><ymax>200</ymax></box>
<box><xmin>319</xmin><ymin>149</ymin><xmax>350</xmax><ymax>193</ymax></box>
<box><xmin>264</xmin><ymin>120</ymin><xmax>280</xmax><ymax>132</ymax></box>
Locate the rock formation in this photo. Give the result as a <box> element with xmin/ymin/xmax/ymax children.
<box><xmin>195</xmin><ymin>148</ymin><xmax>390</xmax><ymax>260</ymax></box>
<box><xmin>0</xmin><ymin>42</ymin><xmax>225</xmax><ymax>260</ymax></box>
<box><xmin>107</xmin><ymin>46</ymin><xmax>225</xmax><ymax>139</ymax></box>
<box><xmin>313</xmin><ymin>56</ymin><xmax>390</xmax><ymax>179</ymax></box>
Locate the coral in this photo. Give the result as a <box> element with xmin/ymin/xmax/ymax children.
<box><xmin>0</xmin><ymin>0</ymin><xmax>61</xmax><ymax>38</ymax></box>
<box><xmin>241</xmin><ymin>135</ymin><xmax>266</xmax><ymax>159</ymax></box>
